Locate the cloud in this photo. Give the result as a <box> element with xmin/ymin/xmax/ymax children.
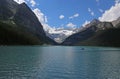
<box><xmin>69</xmin><ymin>13</ymin><xmax>79</xmax><ymax>19</ymax></box>
<box><xmin>59</xmin><ymin>15</ymin><xmax>65</xmax><ymax>19</ymax></box>
<box><xmin>30</xmin><ymin>0</ymin><xmax>36</xmax><ymax>7</ymax></box>
<box><xmin>99</xmin><ymin>9</ymin><xmax>104</xmax><ymax>13</ymax></box>
<box><xmin>33</xmin><ymin>8</ymin><xmax>76</xmax><ymax>37</ymax></box>
<box><xmin>66</xmin><ymin>22</ymin><xmax>76</xmax><ymax>28</ymax></box>
<box><xmin>91</xmin><ymin>12</ymin><xmax>94</xmax><ymax>16</ymax></box>
<box><xmin>14</xmin><ymin>0</ymin><xmax>26</xmax><ymax>4</ymax></box>
<box><xmin>14</xmin><ymin>0</ymin><xmax>77</xmax><ymax>42</ymax></box>
<box><xmin>88</xmin><ymin>8</ymin><xmax>95</xmax><ymax>16</ymax></box>
<box><xmin>99</xmin><ymin>3</ymin><xmax>120</xmax><ymax>22</ymax></box>
<box><xmin>115</xmin><ymin>0</ymin><xmax>120</xmax><ymax>4</ymax></box>
<box><xmin>45</xmin><ymin>16</ymin><xmax>48</xmax><ymax>23</ymax></box>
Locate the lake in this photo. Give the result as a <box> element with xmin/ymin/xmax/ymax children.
<box><xmin>0</xmin><ymin>46</ymin><xmax>120</xmax><ymax>79</ymax></box>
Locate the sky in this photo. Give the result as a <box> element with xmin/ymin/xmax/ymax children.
<box><xmin>14</xmin><ymin>0</ymin><xmax>120</xmax><ymax>33</ymax></box>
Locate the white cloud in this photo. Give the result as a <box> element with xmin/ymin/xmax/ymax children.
<box><xmin>74</xmin><ymin>13</ymin><xmax>79</xmax><ymax>17</ymax></box>
<box><xmin>99</xmin><ymin>3</ymin><xmax>120</xmax><ymax>22</ymax></box>
<box><xmin>30</xmin><ymin>0</ymin><xmax>36</xmax><ymax>7</ymax></box>
<box><xmin>99</xmin><ymin>9</ymin><xmax>104</xmax><ymax>13</ymax></box>
<box><xmin>88</xmin><ymin>8</ymin><xmax>95</xmax><ymax>16</ymax></box>
<box><xmin>66</xmin><ymin>22</ymin><xmax>76</xmax><ymax>28</ymax></box>
<box><xmin>32</xmin><ymin>8</ymin><xmax>76</xmax><ymax>39</ymax></box>
<box><xmin>59</xmin><ymin>15</ymin><xmax>65</xmax><ymax>19</ymax></box>
<box><xmin>82</xmin><ymin>20</ymin><xmax>90</xmax><ymax>27</ymax></box>
<box><xmin>91</xmin><ymin>12</ymin><xmax>94</xmax><ymax>16</ymax></box>
<box><xmin>14</xmin><ymin>1</ymin><xmax>77</xmax><ymax>43</ymax></box>
<box><xmin>115</xmin><ymin>0</ymin><xmax>120</xmax><ymax>4</ymax></box>
<box><xmin>88</xmin><ymin>8</ymin><xmax>91</xmax><ymax>12</ymax></box>
<box><xmin>69</xmin><ymin>13</ymin><xmax>79</xmax><ymax>19</ymax></box>
<box><xmin>14</xmin><ymin>0</ymin><xmax>26</xmax><ymax>4</ymax></box>
<box><xmin>45</xmin><ymin>16</ymin><xmax>48</xmax><ymax>23</ymax></box>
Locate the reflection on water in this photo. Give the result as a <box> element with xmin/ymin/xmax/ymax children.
<box><xmin>0</xmin><ymin>46</ymin><xmax>120</xmax><ymax>79</ymax></box>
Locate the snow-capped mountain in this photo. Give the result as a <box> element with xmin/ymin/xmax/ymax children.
<box><xmin>45</xmin><ymin>27</ymin><xmax>79</xmax><ymax>43</ymax></box>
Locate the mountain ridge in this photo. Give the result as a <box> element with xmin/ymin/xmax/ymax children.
<box><xmin>0</xmin><ymin>0</ymin><xmax>56</xmax><ymax>45</ymax></box>
<box><xmin>62</xmin><ymin>18</ymin><xmax>120</xmax><ymax>47</ymax></box>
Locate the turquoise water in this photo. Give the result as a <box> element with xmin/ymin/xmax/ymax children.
<box><xmin>0</xmin><ymin>46</ymin><xmax>120</xmax><ymax>79</ymax></box>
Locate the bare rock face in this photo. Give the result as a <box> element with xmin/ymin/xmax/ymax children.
<box><xmin>0</xmin><ymin>0</ymin><xmax>18</xmax><ymax>20</ymax></box>
<box><xmin>14</xmin><ymin>3</ymin><xmax>45</xmax><ymax>37</ymax></box>
<box><xmin>96</xmin><ymin>22</ymin><xmax>113</xmax><ymax>30</ymax></box>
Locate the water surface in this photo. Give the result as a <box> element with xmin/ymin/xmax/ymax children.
<box><xmin>0</xmin><ymin>46</ymin><xmax>120</xmax><ymax>79</ymax></box>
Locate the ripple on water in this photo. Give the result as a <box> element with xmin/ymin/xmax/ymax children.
<box><xmin>0</xmin><ymin>46</ymin><xmax>120</xmax><ymax>79</ymax></box>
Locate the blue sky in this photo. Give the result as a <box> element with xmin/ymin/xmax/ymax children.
<box><xmin>14</xmin><ymin>0</ymin><xmax>120</xmax><ymax>31</ymax></box>
<box><xmin>31</xmin><ymin>0</ymin><xmax>115</xmax><ymax>28</ymax></box>
<box><xmin>30</xmin><ymin>0</ymin><xmax>114</xmax><ymax>28</ymax></box>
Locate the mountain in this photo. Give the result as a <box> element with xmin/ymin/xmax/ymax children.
<box><xmin>0</xmin><ymin>0</ymin><xmax>18</xmax><ymax>20</ymax></box>
<box><xmin>45</xmin><ymin>27</ymin><xmax>78</xmax><ymax>43</ymax></box>
<box><xmin>112</xmin><ymin>17</ymin><xmax>120</xmax><ymax>28</ymax></box>
<box><xmin>0</xmin><ymin>0</ymin><xmax>56</xmax><ymax>45</ymax></box>
<box><xmin>62</xmin><ymin>19</ymin><xmax>120</xmax><ymax>47</ymax></box>
<box><xmin>62</xmin><ymin>19</ymin><xmax>101</xmax><ymax>45</ymax></box>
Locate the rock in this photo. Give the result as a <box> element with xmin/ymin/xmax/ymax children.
<box><xmin>0</xmin><ymin>0</ymin><xmax>56</xmax><ymax>45</ymax></box>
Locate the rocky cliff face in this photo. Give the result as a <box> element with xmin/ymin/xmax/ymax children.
<box><xmin>96</xmin><ymin>22</ymin><xmax>113</xmax><ymax>30</ymax></box>
<box><xmin>14</xmin><ymin>3</ymin><xmax>45</xmax><ymax>37</ymax></box>
<box><xmin>0</xmin><ymin>0</ymin><xmax>18</xmax><ymax>20</ymax></box>
<box><xmin>0</xmin><ymin>0</ymin><xmax>56</xmax><ymax>45</ymax></box>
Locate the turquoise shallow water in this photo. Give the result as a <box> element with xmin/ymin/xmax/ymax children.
<box><xmin>0</xmin><ymin>46</ymin><xmax>120</xmax><ymax>79</ymax></box>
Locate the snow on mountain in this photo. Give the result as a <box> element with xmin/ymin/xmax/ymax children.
<box><xmin>32</xmin><ymin>8</ymin><xmax>79</xmax><ymax>43</ymax></box>
<box><xmin>45</xmin><ymin>27</ymin><xmax>78</xmax><ymax>43</ymax></box>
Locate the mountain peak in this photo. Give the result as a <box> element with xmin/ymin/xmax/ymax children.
<box><xmin>20</xmin><ymin>2</ymin><xmax>28</xmax><ymax>6</ymax></box>
<box><xmin>83</xmin><ymin>19</ymin><xmax>100</xmax><ymax>28</ymax></box>
<box><xmin>90</xmin><ymin>19</ymin><xmax>100</xmax><ymax>24</ymax></box>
